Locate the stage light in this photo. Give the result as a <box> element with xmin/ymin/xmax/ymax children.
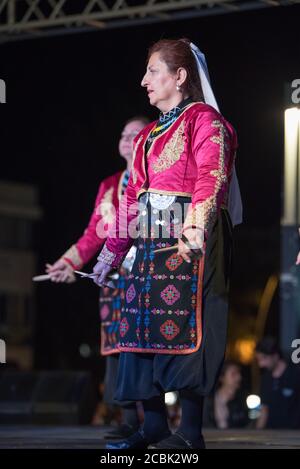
<box><xmin>246</xmin><ymin>394</ymin><xmax>261</xmax><ymax>410</ymax></box>
<box><xmin>79</xmin><ymin>343</ymin><xmax>91</xmax><ymax>358</ymax></box>
<box><xmin>234</xmin><ymin>337</ymin><xmax>256</xmax><ymax>365</ymax></box>
<box><xmin>164</xmin><ymin>392</ymin><xmax>178</xmax><ymax>406</ymax></box>
<box><xmin>282</xmin><ymin>107</ymin><xmax>300</xmax><ymax>225</ymax></box>
<box><xmin>281</xmin><ymin>100</ymin><xmax>300</xmax><ymax>354</ymax></box>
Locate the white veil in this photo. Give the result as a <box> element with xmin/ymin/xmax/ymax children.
<box><xmin>190</xmin><ymin>42</ymin><xmax>243</xmax><ymax>226</ymax></box>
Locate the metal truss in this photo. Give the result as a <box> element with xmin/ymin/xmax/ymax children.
<box><xmin>0</xmin><ymin>0</ymin><xmax>299</xmax><ymax>43</ymax></box>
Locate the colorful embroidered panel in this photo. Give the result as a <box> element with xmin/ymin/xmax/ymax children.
<box><xmin>118</xmin><ymin>193</ymin><xmax>204</xmax><ymax>355</ymax></box>
<box><xmin>100</xmin><ymin>274</ymin><xmax>126</xmax><ymax>355</ymax></box>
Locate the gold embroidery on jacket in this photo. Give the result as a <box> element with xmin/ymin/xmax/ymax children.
<box><xmin>99</xmin><ymin>187</ymin><xmax>114</xmax><ymax>225</ymax></box>
<box><xmin>132</xmin><ymin>136</ymin><xmax>143</xmax><ymax>184</ymax></box>
<box><xmin>152</xmin><ymin>120</ymin><xmax>186</xmax><ymax>173</ymax></box>
<box><xmin>184</xmin><ymin>119</ymin><xmax>229</xmax><ymax>233</ymax></box>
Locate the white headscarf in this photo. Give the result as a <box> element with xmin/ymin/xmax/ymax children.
<box><xmin>190</xmin><ymin>42</ymin><xmax>243</xmax><ymax>226</ymax></box>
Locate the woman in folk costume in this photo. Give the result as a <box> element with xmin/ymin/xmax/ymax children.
<box><xmin>45</xmin><ymin>116</ymin><xmax>149</xmax><ymax>440</ymax></box>
<box><xmin>93</xmin><ymin>38</ymin><xmax>243</xmax><ymax>449</ymax></box>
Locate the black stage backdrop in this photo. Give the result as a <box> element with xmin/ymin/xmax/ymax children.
<box><xmin>1</xmin><ymin>5</ymin><xmax>300</xmax><ymax>377</ymax></box>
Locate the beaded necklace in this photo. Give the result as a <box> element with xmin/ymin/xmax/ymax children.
<box><xmin>146</xmin><ymin>97</ymin><xmax>192</xmax><ymax>153</ymax></box>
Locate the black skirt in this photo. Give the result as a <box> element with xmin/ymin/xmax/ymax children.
<box><xmin>114</xmin><ymin>198</ymin><xmax>233</xmax><ymax>401</ymax></box>
<box><xmin>103</xmin><ymin>354</ymin><xmax>133</xmax><ymax>407</ymax></box>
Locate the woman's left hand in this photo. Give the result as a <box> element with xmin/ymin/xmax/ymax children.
<box><xmin>92</xmin><ymin>260</ymin><xmax>113</xmax><ymax>287</ymax></box>
<box><xmin>177</xmin><ymin>227</ymin><xmax>204</xmax><ymax>263</ymax></box>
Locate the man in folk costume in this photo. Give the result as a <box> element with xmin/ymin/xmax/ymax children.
<box><xmin>46</xmin><ymin>116</ymin><xmax>149</xmax><ymax>439</ymax></box>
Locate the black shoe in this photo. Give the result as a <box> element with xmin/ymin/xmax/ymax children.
<box><xmin>148</xmin><ymin>431</ymin><xmax>206</xmax><ymax>449</ymax></box>
<box><xmin>105</xmin><ymin>429</ymin><xmax>171</xmax><ymax>450</ymax></box>
<box><xmin>104</xmin><ymin>424</ymin><xmax>139</xmax><ymax>440</ymax></box>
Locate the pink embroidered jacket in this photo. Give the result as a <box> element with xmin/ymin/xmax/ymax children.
<box><xmin>62</xmin><ymin>170</ymin><xmax>125</xmax><ymax>269</ymax></box>
<box><xmin>99</xmin><ymin>102</ymin><xmax>238</xmax><ymax>268</ymax></box>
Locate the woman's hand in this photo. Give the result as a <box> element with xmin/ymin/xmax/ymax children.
<box><xmin>177</xmin><ymin>227</ymin><xmax>204</xmax><ymax>263</ymax></box>
<box><xmin>45</xmin><ymin>259</ymin><xmax>76</xmax><ymax>283</ymax></box>
<box><xmin>93</xmin><ymin>260</ymin><xmax>113</xmax><ymax>287</ymax></box>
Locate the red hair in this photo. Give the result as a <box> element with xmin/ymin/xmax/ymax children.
<box><xmin>148</xmin><ymin>38</ymin><xmax>204</xmax><ymax>102</ymax></box>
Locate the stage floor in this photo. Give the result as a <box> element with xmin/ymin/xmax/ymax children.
<box><xmin>0</xmin><ymin>426</ymin><xmax>299</xmax><ymax>449</ymax></box>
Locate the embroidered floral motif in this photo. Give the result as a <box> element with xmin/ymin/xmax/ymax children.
<box><xmin>99</xmin><ymin>187</ymin><xmax>114</xmax><ymax>225</ymax></box>
<box><xmin>151</xmin><ymin>308</ymin><xmax>166</xmax><ymax>315</ymax></box>
<box><xmin>156</xmin><ymin>242</ymin><xmax>172</xmax><ymax>249</ymax></box>
<box><xmin>174</xmin><ymin>309</ymin><xmax>190</xmax><ymax>316</ymax></box>
<box><xmin>183</xmin><ymin>119</ymin><xmax>229</xmax><ymax>234</ymax></box>
<box><xmin>176</xmin><ymin>274</ymin><xmax>191</xmax><ymax>281</ymax></box>
<box><xmin>160</xmin><ymin>320</ymin><xmax>180</xmax><ymax>341</ymax></box>
<box><xmin>160</xmin><ymin>284</ymin><xmax>180</xmax><ymax>305</ymax></box>
<box><xmin>152</xmin><ymin>120</ymin><xmax>186</xmax><ymax>173</ymax></box>
<box><xmin>62</xmin><ymin>244</ymin><xmax>83</xmax><ymax>269</ymax></box>
<box><xmin>126</xmin><ymin>283</ymin><xmax>136</xmax><ymax>303</ymax></box>
<box><xmin>146</xmin><ymin>342</ymin><xmax>193</xmax><ymax>350</ymax></box>
<box><xmin>152</xmin><ymin>274</ymin><xmax>168</xmax><ymax>280</ymax></box>
<box><xmin>120</xmin><ymin>317</ymin><xmax>129</xmax><ymax>337</ymax></box>
<box><xmin>119</xmin><ymin>341</ymin><xmax>138</xmax><ymax>347</ymax></box>
<box><xmin>165</xmin><ymin>253</ymin><xmax>184</xmax><ymax>271</ymax></box>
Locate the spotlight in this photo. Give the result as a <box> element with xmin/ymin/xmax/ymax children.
<box><xmin>79</xmin><ymin>343</ymin><xmax>91</xmax><ymax>358</ymax></box>
<box><xmin>165</xmin><ymin>392</ymin><xmax>178</xmax><ymax>406</ymax></box>
<box><xmin>246</xmin><ymin>394</ymin><xmax>261</xmax><ymax>410</ymax></box>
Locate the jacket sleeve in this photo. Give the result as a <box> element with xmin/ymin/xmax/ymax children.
<box><xmin>97</xmin><ymin>172</ymin><xmax>139</xmax><ymax>268</ymax></box>
<box><xmin>61</xmin><ymin>180</ymin><xmax>110</xmax><ymax>269</ymax></box>
<box><xmin>183</xmin><ymin>110</ymin><xmax>237</xmax><ymax>238</ymax></box>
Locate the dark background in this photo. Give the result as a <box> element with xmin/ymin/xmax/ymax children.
<box><xmin>1</xmin><ymin>5</ymin><xmax>299</xmax><ymax>379</ymax></box>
